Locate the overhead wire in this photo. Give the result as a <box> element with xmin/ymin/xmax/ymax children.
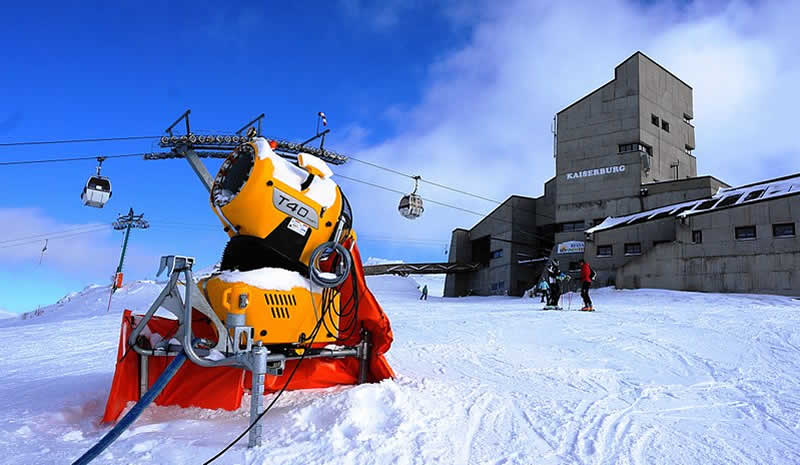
<box><xmin>0</xmin><ymin>135</ymin><xmax>161</xmax><ymax>147</ymax></box>
<box><xmin>0</xmin><ymin>140</ymin><xmax>555</xmax><ymax>244</ymax></box>
<box><xmin>0</xmin><ymin>224</ymin><xmax>112</xmax><ymax>245</ymax></box>
<box><xmin>0</xmin><ymin>153</ymin><xmax>145</xmax><ymax>166</ymax></box>
<box><xmin>335</xmin><ymin>174</ymin><xmax>555</xmax><ymax>245</ymax></box>
<box><xmin>0</xmin><ymin>226</ymin><xmax>112</xmax><ymax>249</ymax></box>
<box><xmin>0</xmin><ymin>134</ymin><xmax>550</xmax><ymax>219</ymax></box>
<box><xmin>346</xmin><ymin>155</ymin><xmax>556</xmax><ymax>222</ymax></box>
<box><xmin>348</xmin><ymin>156</ymin><xmax>504</xmax><ymax>204</ymax></box>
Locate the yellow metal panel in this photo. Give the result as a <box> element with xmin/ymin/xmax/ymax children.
<box><xmin>201</xmin><ymin>276</ymin><xmax>340</xmax><ymax>345</ymax></box>
<box><xmin>211</xmin><ymin>141</ymin><xmax>343</xmax><ymax>268</ymax></box>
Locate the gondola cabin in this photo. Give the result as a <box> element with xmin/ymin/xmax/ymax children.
<box><xmin>81</xmin><ymin>175</ymin><xmax>112</xmax><ymax>208</ymax></box>
<box><xmin>398</xmin><ymin>193</ymin><xmax>423</xmax><ymax>219</ymax></box>
<box><xmin>398</xmin><ymin>176</ymin><xmax>424</xmax><ymax>219</ymax></box>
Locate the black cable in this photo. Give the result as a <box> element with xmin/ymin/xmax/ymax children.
<box><xmin>336</xmin><ymin>174</ymin><xmax>555</xmax><ymax>246</ymax></box>
<box><xmin>347</xmin><ymin>156</ymin><xmax>556</xmax><ymax>222</ymax></box>
<box><xmin>0</xmin><ymin>153</ymin><xmax>145</xmax><ymax>166</ymax></box>
<box><xmin>0</xmin><ymin>135</ymin><xmax>160</xmax><ymax>147</ymax></box>
<box><xmin>0</xmin><ymin>226</ymin><xmax>111</xmax><ymax>248</ymax></box>
<box><xmin>348</xmin><ymin>156</ymin><xmax>503</xmax><ymax>204</ymax></box>
<box><xmin>203</xmin><ymin>277</ymin><xmax>341</xmax><ymax>464</ymax></box>
<box><xmin>0</xmin><ymin>224</ymin><xmax>111</xmax><ymax>245</ymax></box>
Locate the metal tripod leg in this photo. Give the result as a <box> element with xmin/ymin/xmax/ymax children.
<box><xmin>357</xmin><ymin>329</ymin><xmax>371</xmax><ymax>384</ymax></box>
<box><xmin>248</xmin><ymin>343</ymin><xmax>268</xmax><ymax>448</ymax></box>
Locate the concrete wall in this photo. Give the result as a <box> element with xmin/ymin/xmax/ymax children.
<box><xmin>445</xmin><ymin>229</ymin><xmax>471</xmax><ymax>297</ymax></box>
<box><xmin>587</xmin><ymin>217</ymin><xmax>677</xmax><ymax>286</ymax></box>
<box><xmin>637</xmin><ymin>53</ymin><xmax>697</xmax><ymax>184</ymax></box>
<box><xmin>445</xmin><ymin>196</ymin><xmax>545</xmax><ymax>297</ymax></box>
<box><xmin>641</xmin><ymin>176</ymin><xmax>729</xmax><ymax>210</ymax></box>
<box><xmin>555</xmin><ymin>52</ymin><xmax>697</xmax><ymax>227</ymax></box>
<box><xmin>555</xmin><ymin>53</ymin><xmax>641</xmax><ymax>224</ymax></box>
<box><xmin>615</xmin><ymin>195</ymin><xmax>800</xmax><ymax>295</ymax></box>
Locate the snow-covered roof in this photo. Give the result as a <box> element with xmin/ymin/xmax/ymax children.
<box><xmin>587</xmin><ymin>173</ymin><xmax>800</xmax><ymax>234</ymax></box>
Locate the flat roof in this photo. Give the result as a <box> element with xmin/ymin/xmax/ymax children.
<box><xmin>587</xmin><ymin>172</ymin><xmax>800</xmax><ymax>234</ymax></box>
<box><xmin>557</xmin><ymin>51</ymin><xmax>692</xmax><ymax>116</ymax></box>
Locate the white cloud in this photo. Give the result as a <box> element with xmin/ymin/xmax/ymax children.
<box><xmin>0</xmin><ymin>208</ymin><xmax>156</xmax><ymax>279</ymax></box>
<box><xmin>338</xmin><ymin>0</ymin><xmax>800</xmax><ymax>249</ymax></box>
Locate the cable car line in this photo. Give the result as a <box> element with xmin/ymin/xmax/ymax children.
<box><xmin>0</xmin><ymin>146</ymin><xmax>552</xmax><ymax>221</ymax></box>
<box><xmin>0</xmin><ymin>153</ymin><xmax>145</xmax><ymax>166</ymax></box>
<box><xmin>0</xmin><ymin>135</ymin><xmax>161</xmax><ymax>147</ymax></box>
<box><xmin>0</xmin><ymin>226</ymin><xmax>111</xmax><ymax>249</ymax></box>
<box><xmin>347</xmin><ymin>155</ymin><xmax>556</xmax><ymax>222</ymax></box>
<box><xmin>349</xmin><ymin>155</ymin><xmax>503</xmax><ymax>203</ymax></box>
<box><xmin>0</xmin><ymin>224</ymin><xmax>112</xmax><ymax>245</ymax></box>
<box><xmin>0</xmin><ymin>146</ymin><xmax>555</xmax><ymax>231</ymax></box>
<box><xmin>335</xmin><ymin>174</ymin><xmax>554</xmax><ymax>245</ymax></box>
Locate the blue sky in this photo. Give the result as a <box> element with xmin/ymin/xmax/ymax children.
<box><xmin>1</xmin><ymin>0</ymin><xmax>798</xmax><ymax>312</ymax></box>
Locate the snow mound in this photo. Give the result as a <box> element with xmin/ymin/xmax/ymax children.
<box><xmin>0</xmin><ymin>309</ymin><xmax>18</xmax><ymax>320</ymax></box>
<box><xmin>364</xmin><ymin>257</ymin><xmax>403</xmax><ymax>266</ymax></box>
<box><xmin>2</xmin><ymin>280</ymin><xmax>164</xmax><ymax>326</ymax></box>
<box><xmin>364</xmin><ymin>275</ymin><xmax>420</xmax><ymax>295</ymax></box>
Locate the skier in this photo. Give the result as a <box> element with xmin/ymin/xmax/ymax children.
<box><xmin>545</xmin><ymin>259</ymin><xmax>562</xmax><ymax>308</ymax></box>
<box><xmin>579</xmin><ymin>259</ymin><xmax>594</xmax><ymax>311</ymax></box>
<box><xmin>420</xmin><ymin>284</ymin><xmax>428</xmax><ymax>300</ymax></box>
<box><xmin>536</xmin><ymin>280</ymin><xmax>549</xmax><ymax>303</ymax></box>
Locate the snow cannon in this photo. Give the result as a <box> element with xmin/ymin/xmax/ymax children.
<box><xmin>100</xmin><ymin>129</ymin><xmax>394</xmax><ymax>455</ymax></box>
<box><xmin>210</xmin><ymin>137</ymin><xmax>352</xmax><ymax>274</ymax></box>
<box><xmin>203</xmin><ymin>136</ymin><xmax>353</xmax><ymax>347</ymax></box>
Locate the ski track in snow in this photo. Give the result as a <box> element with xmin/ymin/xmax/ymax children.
<box><xmin>1</xmin><ymin>277</ymin><xmax>800</xmax><ymax>464</ymax></box>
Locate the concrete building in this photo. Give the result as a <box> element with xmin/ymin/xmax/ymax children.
<box><xmin>445</xmin><ymin>52</ymin><xmax>799</xmax><ymax>297</ymax></box>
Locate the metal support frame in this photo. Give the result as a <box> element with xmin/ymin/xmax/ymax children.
<box><xmin>138</xmin><ymin>354</ymin><xmax>148</xmax><ymax>399</ymax></box>
<box><xmin>128</xmin><ymin>254</ymin><xmax>369</xmax><ymax>448</ymax></box>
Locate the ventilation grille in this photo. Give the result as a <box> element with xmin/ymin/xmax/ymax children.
<box><xmin>265</xmin><ymin>292</ymin><xmax>297</xmax><ymax>319</ymax></box>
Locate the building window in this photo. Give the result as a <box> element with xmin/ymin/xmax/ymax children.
<box><xmin>773</xmin><ymin>223</ymin><xmax>795</xmax><ymax>238</ymax></box>
<box><xmin>716</xmin><ymin>194</ymin><xmax>742</xmax><ymax>208</ymax></box>
<box><xmin>735</xmin><ymin>226</ymin><xmax>757</xmax><ymax>240</ymax></box>
<box><xmin>743</xmin><ymin>189</ymin><xmax>765</xmax><ymax>202</ymax></box>
<box><xmin>624</xmin><ymin>243</ymin><xmax>642</xmax><ymax>256</ymax></box>
<box><xmin>559</xmin><ymin>221</ymin><xmax>585</xmax><ymax>233</ymax></box>
<box><xmin>597</xmin><ymin>245</ymin><xmax>613</xmax><ymax>257</ymax></box>
<box><xmin>490</xmin><ymin>249</ymin><xmax>504</xmax><ymax>259</ymax></box>
<box><xmin>651</xmin><ymin>114</ymin><xmax>660</xmax><ymax>126</ymax></box>
<box><xmin>618</xmin><ymin>143</ymin><xmax>652</xmax><ymax>155</ymax></box>
<box><xmin>692</xmin><ymin>230</ymin><xmax>702</xmax><ymax>244</ymax></box>
<box><xmin>661</xmin><ymin>120</ymin><xmax>670</xmax><ymax>132</ymax></box>
<box><xmin>695</xmin><ymin>199</ymin><xmax>717</xmax><ymax>211</ymax></box>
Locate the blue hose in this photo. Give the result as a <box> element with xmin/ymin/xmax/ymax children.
<box><xmin>72</xmin><ymin>352</ymin><xmax>187</xmax><ymax>465</ymax></box>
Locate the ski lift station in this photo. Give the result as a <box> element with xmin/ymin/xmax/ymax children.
<box><xmin>445</xmin><ymin>52</ymin><xmax>800</xmax><ymax>298</ymax></box>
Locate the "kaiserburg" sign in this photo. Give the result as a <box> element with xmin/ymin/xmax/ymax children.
<box><xmin>566</xmin><ymin>164</ymin><xmax>626</xmax><ymax>180</ymax></box>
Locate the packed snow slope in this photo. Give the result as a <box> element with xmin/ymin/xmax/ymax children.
<box><xmin>1</xmin><ymin>277</ymin><xmax>799</xmax><ymax>465</ymax></box>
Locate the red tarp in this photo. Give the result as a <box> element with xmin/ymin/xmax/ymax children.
<box><xmin>102</xmin><ymin>243</ymin><xmax>394</xmax><ymax>423</ymax></box>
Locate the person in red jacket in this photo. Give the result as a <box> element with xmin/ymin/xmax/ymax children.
<box><xmin>579</xmin><ymin>259</ymin><xmax>593</xmax><ymax>311</ymax></box>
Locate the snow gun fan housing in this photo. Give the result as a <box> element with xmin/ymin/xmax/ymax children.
<box><xmin>206</xmin><ymin>137</ymin><xmax>352</xmax><ymax>345</ymax></box>
<box><xmin>211</xmin><ymin>137</ymin><xmax>352</xmax><ymax>275</ymax></box>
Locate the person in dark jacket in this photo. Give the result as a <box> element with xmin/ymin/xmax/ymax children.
<box><xmin>579</xmin><ymin>259</ymin><xmax>593</xmax><ymax>311</ymax></box>
<box><xmin>420</xmin><ymin>284</ymin><xmax>428</xmax><ymax>300</ymax></box>
<box><xmin>545</xmin><ymin>259</ymin><xmax>562</xmax><ymax>307</ymax></box>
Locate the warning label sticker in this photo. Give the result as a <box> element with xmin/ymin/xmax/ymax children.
<box><xmin>287</xmin><ymin>217</ymin><xmax>310</xmax><ymax>236</ymax></box>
